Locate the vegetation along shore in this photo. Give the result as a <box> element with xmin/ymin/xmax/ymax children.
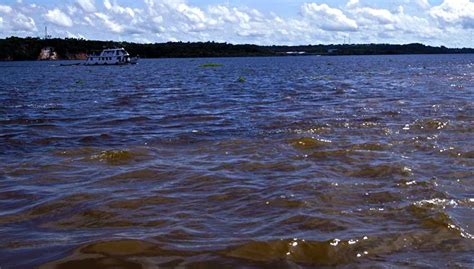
<box><xmin>1</xmin><ymin>36</ymin><xmax>473</xmax><ymax>61</ymax></box>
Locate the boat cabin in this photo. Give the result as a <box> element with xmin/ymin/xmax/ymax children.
<box><xmin>85</xmin><ymin>48</ymin><xmax>137</xmax><ymax>65</ymax></box>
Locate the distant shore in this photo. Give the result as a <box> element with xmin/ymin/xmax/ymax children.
<box><xmin>1</xmin><ymin>36</ymin><xmax>473</xmax><ymax>61</ymax></box>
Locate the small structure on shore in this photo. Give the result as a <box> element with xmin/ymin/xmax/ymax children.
<box><xmin>38</xmin><ymin>47</ymin><xmax>58</xmax><ymax>60</ymax></box>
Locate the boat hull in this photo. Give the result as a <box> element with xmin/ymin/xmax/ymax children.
<box><xmin>84</xmin><ymin>61</ymin><xmax>137</xmax><ymax>66</ymax></box>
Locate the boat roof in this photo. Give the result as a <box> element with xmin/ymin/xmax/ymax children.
<box><xmin>103</xmin><ymin>48</ymin><xmax>126</xmax><ymax>51</ymax></box>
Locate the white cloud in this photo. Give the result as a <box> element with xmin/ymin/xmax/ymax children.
<box><xmin>0</xmin><ymin>0</ymin><xmax>472</xmax><ymax>47</ymax></box>
<box><xmin>346</xmin><ymin>0</ymin><xmax>359</xmax><ymax>8</ymax></box>
<box><xmin>66</xmin><ymin>31</ymin><xmax>85</xmax><ymax>39</ymax></box>
<box><xmin>0</xmin><ymin>4</ymin><xmax>37</xmax><ymax>33</ymax></box>
<box><xmin>12</xmin><ymin>13</ymin><xmax>37</xmax><ymax>31</ymax></box>
<box><xmin>0</xmin><ymin>5</ymin><xmax>13</xmax><ymax>13</ymax></box>
<box><xmin>412</xmin><ymin>0</ymin><xmax>430</xmax><ymax>9</ymax></box>
<box><xmin>177</xmin><ymin>3</ymin><xmax>205</xmax><ymax>23</ymax></box>
<box><xmin>302</xmin><ymin>3</ymin><xmax>358</xmax><ymax>31</ymax></box>
<box><xmin>103</xmin><ymin>0</ymin><xmax>137</xmax><ymax>18</ymax></box>
<box><xmin>94</xmin><ymin>12</ymin><xmax>124</xmax><ymax>33</ymax></box>
<box><xmin>45</xmin><ymin>8</ymin><xmax>73</xmax><ymax>27</ymax></box>
<box><xmin>430</xmin><ymin>0</ymin><xmax>474</xmax><ymax>28</ymax></box>
<box><xmin>353</xmin><ymin>7</ymin><xmax>397</xmax><ymax>25</ymax></box>
<box><xmin>77</xmin><ymin>0</ymin><xmax>96</xmax><ymax>13</ymax></box>
<box><xmin>345</xmin><ymin>4</ymin><xmax>442</xmax><ymax>44</ymax></box>
<box><xmin>67</xmin><ymin>5</ymin><xmax>78</xmax><ymax>15</ymax></box>
<box><xmin>208</xmin><ymin>5</ymin><xmax>250</xmax><ymax>25</ymax></box>
<box><xmin>104</xmin><ymin>0</ymin><xmax>111</xmax><ymax>10</ymax></box>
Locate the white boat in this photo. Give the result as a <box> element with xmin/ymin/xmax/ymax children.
<box><xmin>85</xmin><ymin>48</ymin><xmax>138</xmax><ymax>65</ymax></box>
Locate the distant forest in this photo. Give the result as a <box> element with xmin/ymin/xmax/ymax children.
<box><xmin>1</xmin><ymin>36</ymin><xmax>473</xmax><ymax>60</ymax></box>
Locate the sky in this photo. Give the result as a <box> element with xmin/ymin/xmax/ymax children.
<box><xmin>0</xmin><ymin>0</ymin><xmax>473</xmax><ymax>47</ymax></box>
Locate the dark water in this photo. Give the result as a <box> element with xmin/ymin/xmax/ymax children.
<box><xmin>0</xmin><ymin>55</ymin><xmax>473</xmax><ymax>268</ymax></box>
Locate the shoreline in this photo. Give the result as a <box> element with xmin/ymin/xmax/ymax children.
<box><xmin>2</xmin><ymin>37</ymin><xmax>473</xmax><ymax>61</ymax></box>
<box><xmin>1</xmin><ymin>52</ymin><xmax>474</xmax><ymax>62</ymax></box>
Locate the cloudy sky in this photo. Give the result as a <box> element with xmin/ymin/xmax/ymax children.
<box><xmin>0</xmin><ymin>0</ymin><xmax>473</xmax><ymax>47</ymax></box>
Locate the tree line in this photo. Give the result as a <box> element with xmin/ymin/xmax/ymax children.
<box><xmin>0</xmin><ymin>36</ymin><xmax>472</xmax><ymax>60</ymax></box>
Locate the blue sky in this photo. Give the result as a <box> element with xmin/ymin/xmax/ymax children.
<box><xmin>0</xmin><ymin>0</ymin><xmax>472</xmax><ymax>47</ymax></box>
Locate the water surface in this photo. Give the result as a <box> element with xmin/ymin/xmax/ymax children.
<box><xmin>0</xmin><ymin>55</ymin><xmax>473</xmax><ymax>268</ymax></box>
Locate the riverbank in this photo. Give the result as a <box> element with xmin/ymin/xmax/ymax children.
<box><xmin>1</xmin><ymin>36</ymin><xmax>473</xmax><ymax>61</ymax></box>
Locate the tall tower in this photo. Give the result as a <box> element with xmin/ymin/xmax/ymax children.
<box><xmin>44</xmin><ymin>26</ymin><xmax>51</xmax><ymax>39</ymax></box>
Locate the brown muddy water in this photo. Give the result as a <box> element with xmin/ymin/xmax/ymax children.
<box><xmin>0</xmin><ymin>55</ymin><xmax>473</xmax><ymax>268</ymax></box>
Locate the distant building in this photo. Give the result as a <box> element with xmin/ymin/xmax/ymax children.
<box><xmin>38</xmin><ymin>47</ymin><xmax>58</xmax><ymax>60</ymax></box>
<box><xmin>327</xmin><ymin>49</ymin><xmax>338</xmax><ymax>54</ymax></box>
